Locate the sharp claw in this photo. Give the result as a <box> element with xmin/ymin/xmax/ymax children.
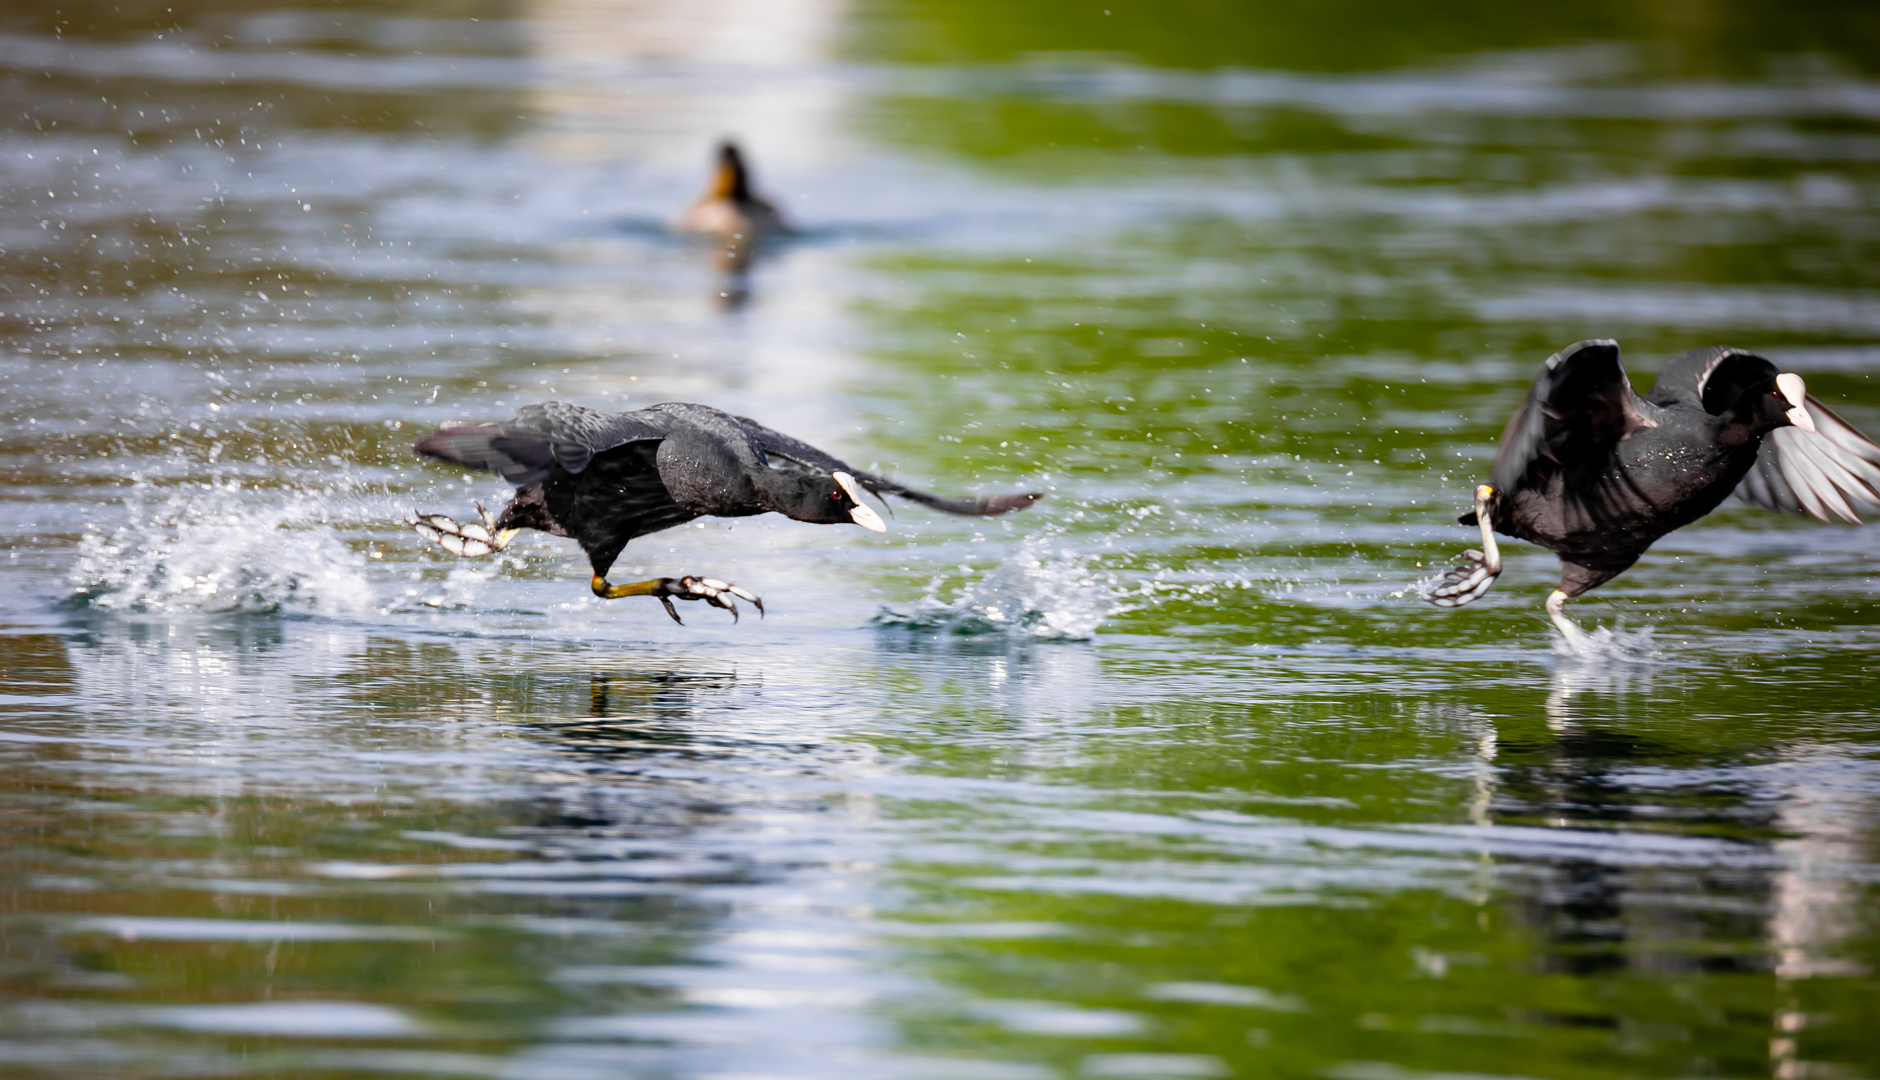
<box><xmin>647</xmin><ymin>575</ymin><xmax>761</xmax><ymax>622</ymax></box>
<box><xmin>659</xmin><ymin>596</ymin><xmax>683</xmax><ymax>624</ymax></box>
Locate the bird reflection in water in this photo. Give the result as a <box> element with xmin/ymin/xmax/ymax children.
<box><xmin>675</xmin><ymin>141</ymin><xmax>790</xmax><ymax>310</ymax></box>
<box><xmin>589</xmin><ymin>669</ymin><xmax>737</xmax><ymax>725</ymax></box>
<box><xmin>520</xmin><ymin>669</ymin><xmax>741</xmax><ymax>755</ymax></box>
<box><xmin>518</xmin><ymin>669</ymin><xmax>741</xmax><ymax>835</ymax></box>
<box><xmin>1542</xmin><ymin>652</ymin><xmax>1659</xmax><ymax>736</ymax></box>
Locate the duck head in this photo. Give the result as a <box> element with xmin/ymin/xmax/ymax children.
<box><xmin>709</xmin><ymin>141</ymin><xmax>753</xmax><ymax>202</ymax></box>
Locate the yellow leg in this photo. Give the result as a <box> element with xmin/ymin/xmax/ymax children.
<box><xmin>591</xmin><ymin>575</ymin><xmax>663</xmax><ymax>600</ymax></box>
<box><xmin>1471</xmin><ymin>484</ymin><xmax>1501</xmax><ymax>575</ymax></box>
<box><xmin>588</xmin><ymin>574</ymin><xmax>764</xmax><ymax>624</ymax></box>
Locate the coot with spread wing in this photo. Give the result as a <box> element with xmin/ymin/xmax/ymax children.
<box><xmin>1425</xmin><ymin>340</ymin><xmax>1880</xmax><ymax>642</ymax></box>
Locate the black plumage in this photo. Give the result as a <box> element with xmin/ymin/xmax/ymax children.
<box><xmin>1425</xmin><ymin>340</ymin><xmax>1880</xmax><ymax>641</ymax></box>
<box><xmin>407</xmin><ymin>401</ymin><xmax>1041</xmax><ymax>622</ymax></box>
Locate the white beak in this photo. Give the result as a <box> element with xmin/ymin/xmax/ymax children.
<box><xmin>1776</xmin><ymin>372</ymin><xmax>1816</xmax><ymax>433</ymax></box>
<box><xmin>833</xmin><ymin>472</ymin><xmax>887</xmax><ymax>532</ymax></box>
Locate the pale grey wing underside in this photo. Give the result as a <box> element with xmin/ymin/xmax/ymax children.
<box><xmin>1734</xmin><ymin>396</ymin><xmax>1880</xmax><ymax>523</ymax></box>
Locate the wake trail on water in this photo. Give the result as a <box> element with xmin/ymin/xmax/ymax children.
<box><xmin>68</xmin><ymin>480</ymin><xmax>377</xmax><ymax>616</ymax></box>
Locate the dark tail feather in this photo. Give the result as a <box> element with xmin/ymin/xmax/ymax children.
<box><xmin>862</xmin><ymin>476</ymin><xmax>1043</xmax><ymax>517</ymax></box>
<box><xmin>414</xmin><ymin>425</ymin><xmax>555</xmax><ymax>486</ymax></box>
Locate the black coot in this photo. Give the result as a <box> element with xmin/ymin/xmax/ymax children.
<box><xmin>1425</xmin><ymin>340</ymin><xmax>1880</xmax><ymax>641</ymax></box>
<box><xmin>408</xmin><ymin>401</ymin><xmax>1041</xmax><ymax>622</ymax></box>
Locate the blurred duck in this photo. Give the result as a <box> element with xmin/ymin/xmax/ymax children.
<box><xmin>1425</xmin><ymin>340</ymin><xmax>1880</xmax><ymax>643</ymax></box>
<box><xmin>678</xmin><ymin>141</ymin><xmax>787</xmax><ymax>239</ymax></box>
<box><xmin>407</xmin><ymin>401</ymin><xmax>1040</xmax><ymax>623</ymax></box>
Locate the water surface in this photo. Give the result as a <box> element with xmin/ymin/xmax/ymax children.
<box><xmin>3</xmin><ymin>1</ymin><xmax>1879</xmax><ymax>1077</ymax></box>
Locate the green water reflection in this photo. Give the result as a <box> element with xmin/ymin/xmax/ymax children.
<box><xmin>852</xmin><ymin>0</ymin><xmax>1880</xmax><ymax>76</ymax></box>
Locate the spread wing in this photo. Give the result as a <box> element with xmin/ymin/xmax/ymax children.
<box><xmin>414</xmin><ymin>401</ymin><xmax>672</xmax><ymax>485</ymax></box>
<box><xmin>1490</xmin><ymin>339</ymin><xmax>1657</xmax><ymax>496</ymax></box>
<box><xmin>1734</xmin><ymin>397</ymin><xmax>1880</xmax><ymax>523</ymax></box>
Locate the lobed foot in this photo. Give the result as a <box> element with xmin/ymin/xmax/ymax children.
<box><xmin>1424</xmin><ymin>549</ymin><xmax>1501</xmax><ymax>607</ymax></box>
<box><xmin>592</xmin><ymin>574</ymin><xmax>764</xmax><ymax>624</ymax></box>
<box><xmin>1422</xmin><ymin>483</ymin><xmax>1504</xmax><ymax>609</ymax></box>
<box><xmin>408</xmin><ymin>502</ymin><xmax>518</xmax><ymax>558</ymax></box>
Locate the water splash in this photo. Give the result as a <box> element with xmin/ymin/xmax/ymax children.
<box><xmin>390</xmin><ymin>553</ymin><xmax>523</xmax><ymax>612</ymax></box>
<box><xmin>1551</xmin><ymin>621</ymin><xmax>1662</xmax><ymax>663</ymax></box>
<box><xmin>68</xmin><ymin>482</ymin><xmax>374</xmax><ymax>615</ymax></box>
<box><xmin>872</xmin><ymin>540</ymin><xmax>1114</xmax><ymax>641</ymax></box>
<box><xmin>1400</xmin><ymin>565</ymin><xmax>1465</xmax><ymax>605</ymax></box>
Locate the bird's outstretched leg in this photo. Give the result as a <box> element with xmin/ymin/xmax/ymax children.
<box><xmin>1545</xmin><ymin>589</ymin><xmax>1588</xmax><ymax>649</ymax></box>
<box><xmin>408</xmin><ymin>502</ymin><xmax>520</xmax><ymax>558</ymax></box>
<box><xmin>1424</xmin><ymin>484</ymin><xmax>1503</xmax><ymax>607</ymax></box>
<box><xmin>591</xmin><ymin>575</ymin><xmax>764</xmax><ymax>625</ymax></box>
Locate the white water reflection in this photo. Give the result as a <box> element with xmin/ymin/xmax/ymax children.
<box><xmin>520</xmin><ymin>0</ymin><xmax>850</xmax><ymax>166</ymax></box>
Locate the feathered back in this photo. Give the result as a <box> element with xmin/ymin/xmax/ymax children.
<box><xmin>414</xmin><ymin>402</ymin><xmax>673</xmax><ymax>485</ymax></box>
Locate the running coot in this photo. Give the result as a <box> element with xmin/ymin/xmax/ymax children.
<box><xmin>407</xmin><ymin>401</ymin><xmax>1041</xmax><ymax>623</ymax></box>
<box><xmin>1425</xmin><ymin>340</ymin><xmax>1880</xmax><ymax>642</ymax></box>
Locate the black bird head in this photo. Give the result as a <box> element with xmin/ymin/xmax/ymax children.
<box><xmin>1698</xmin><ymin>349</ymin><xmax>1817</xmax><ymax>444</ymax></box>
<box><xmin>773</xmin><ymin>470</ymin><xmax>888</xmax><ymax>532</ymax></box>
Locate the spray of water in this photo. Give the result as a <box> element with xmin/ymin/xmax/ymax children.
<box><xmin>68</xmin><ymin>481</ymin><xmax>375</xmax><ymax>615</ymax></box>
<box><xmin>872</xmin><ymin>538</ymin><xmax>1115</xmax><ymax>641</ymax></box>
<box><xmin>1550</xmin><ymin>621</ymin><xmax>1662</xmax><ymax>663</ymax></box>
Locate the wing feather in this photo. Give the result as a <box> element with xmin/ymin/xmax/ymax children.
<box><xmin>1490</xmin><ymin>339</ymin><xmax>1655</xmax><ymax>496</ymax></box>
<box><xmin>1734</xmin><ymin>397</ymin><xmax>1880</xmax><ymax>523</ymax></box>
<box><xmin>733</xmin><ymin>415</ymin><xmax>858</xmax><ymax>476</ymax></box>
<box><xmin>415</xmin><ymin>402</ymin><xmax>671</xmax><ymax>485</ymax></box>
<box><xmin>512</xmin><ymin>401</ymin><xmax>671</xmax><ymax>475</ymax></box>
